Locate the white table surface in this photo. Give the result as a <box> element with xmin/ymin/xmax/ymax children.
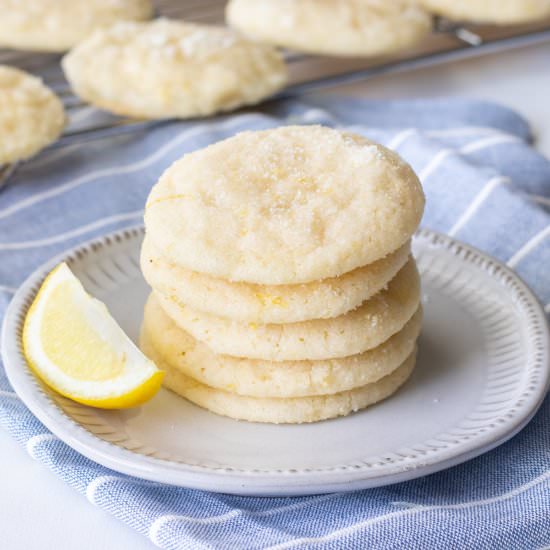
<box><xmin>1</xmin><ymin>41</ymin><xmax>549</xmax><ymax>550</ymax></box>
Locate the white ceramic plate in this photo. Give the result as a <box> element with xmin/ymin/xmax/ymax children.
<box><xmin>2</xmin><ymin>227</ymin><xmax>549</xmax><ymax>496</ymax></box>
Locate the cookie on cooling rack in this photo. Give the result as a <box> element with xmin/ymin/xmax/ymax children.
<box><xmin>62</xmin><ymin>18</ymin><xmax>288</xmax><ymax>119</ymax></box>
<box><xmin>0</xmin><ymin>0</ymin><xmax>153</xmax><ymax>52</ymax></box>
<box><xmin>0</xmin><ymin>65</ymin><xmax>65</xmax><ymax>164</ymax></box>
<box><xmin>418</xmin><ymin>0</ymin><xmax>550</xmax><ymax>24</ymax></box>
<box><xmin>226</xmin><ymin>0</ymin><xmax>432</xmax><ymax>57</ymax></box>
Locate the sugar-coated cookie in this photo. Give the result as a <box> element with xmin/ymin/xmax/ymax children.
<box><xmin>142</xmin><ymin>292</ymin><xmax>422</xmax><ymax>398</ymax></box>
<box><xmin>0</xmin><ymin>65</ymin><xmax>65</xmax><ymax>164</ymax></box>
<box><xmin>141</xmin><ymin>237</ymin><xmax>411</xmax><ymax>323</ymax></box>
<box><xmin>141</xmin><ymin>335</ymin><xmax>416</xmax><ymax>424</ymax></box>
<box><xmin>145</xmin><ymin>126</ymin><xmax>424</xmax><ymax>284</ymax></box>
<box><xmin>418</xmin><ymin>0</ymin><xmax>550</xmax><ymax>24</ymax></box>
<box><xmin>0</xmin><ymin>0</ymin><xmax>152</xmax><ymax>52</ymax></box>
<box><xmin>156</xmin><ymin>259</ymin><xmax>421</xmax><ymax>361</ymax></box>
<box><xmin>62</xmin><ymin>19</ymin><xmax>287</xmax><ymax>119</ymax></box>
<box><xmin>226</xmin><ymin>0</ymin><xmax>432</xmax><ymax>57</ymax></box>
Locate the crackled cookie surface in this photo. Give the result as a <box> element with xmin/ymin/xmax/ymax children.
<box><xmin>145</xmin><ymin>126</ymin><xmax>424</xmax><ymax>284</ymax></box>
<box><xmin>226</xmin><ymin>0</ymin><xmax>432</xmax><ymax>56</ymax></box>
<box><xmin>0</xmin><ymin>0</ymin><xmax>152</xmax><ymax>52</ymax></box>
<box><xmin>62</xmin><ymin>18</ymin><xmax>287</xmax><ymax>119</ymax></box>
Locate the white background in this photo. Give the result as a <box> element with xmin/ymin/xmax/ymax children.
<box><xmin>1</xmin><ymin>42</ymin><xmax>549</xmax><ymax>550</ymax></box>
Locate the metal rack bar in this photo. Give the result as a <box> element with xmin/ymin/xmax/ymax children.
<box><xmin>276</xmin><ymin>28</ymin><xmax>550</xmax><ymax>99</ymax></box>
<box><xmin>433</xmin><ymin>16</ymin><xmax>483</xmax><ymax>46</ymax></box>
<box><xmin>52</xmin><ymin>119</ymin><xmax>169</xmax><ymax>148</ymax></box>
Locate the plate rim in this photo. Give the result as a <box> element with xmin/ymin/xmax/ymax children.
<box><xmin>2</xmin><ymin>225</ymin><xmax>549</xmax><ymax>496</ymax></box>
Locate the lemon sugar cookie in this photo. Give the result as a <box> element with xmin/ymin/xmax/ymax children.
<box><xmin>62</xmin><ymin>19</ymin><xmax>287</xmax><ymax>119</ymax></box>
<box><xmin>142</xmin><ymin>292</ymin><xmax>422</xmax><ymax>398</ymax></box>
<box><xmin>418</xmin><ymin>0</ymin><xmax>550</xmax><ymax>24</ymax></box>
<box><xmin>145</xmin><ymin>126</ymin><xmax>424</xmax><ymax>284</ymax></box>
<box><xmin>226</xmin><ymin>0</ymin><xmax>432</xmax><ymax>57</ymax></box>
<box><xmin>156</xmin><ymin>259</ymin><xmax>421</xmax><ymax>361</ymax></box>
<box><xmin>0</xmin><ymin>0</ymin><xmax>153</xmax><ymax>52</ymax></box>
<box><xmin>142</xmin><ymin>333</ymin><xmax>417</xmax><ymax>424</ymax></box>
<box><xmin>141</xmin><ymin>237</ymin><xmax>411</xmax><ymax>323</ymax></box>
<box><xmin>140</xmin><ymin>125</ymin><xmax>425</xmax><ymax>423</ymax></box>
<box><xmin>0</xmin><ymin>65</ymin><xmax>65</xmax><ymax>164</ymax></box>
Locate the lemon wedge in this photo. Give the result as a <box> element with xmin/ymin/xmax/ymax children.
<box><xmin>23</xmin><ymin>262</ymin><xmax>163</xmax><ymax>408</ymax></box>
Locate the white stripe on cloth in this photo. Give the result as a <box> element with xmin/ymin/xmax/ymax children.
<box><xmin>26</xmin><ymin>433</ymin><xmax>59</xmax><ymax>459</ymax></box>
<box><xmin>0</xmin><ymin>211</ymin><xmax>143</xmax><ymax>251</ymax></box>
<box><xmin>149</xmin><ymin>493</ymin><xmax>341</xmax><ymax>547</ymax></box>
<box><xmin>87</xmin><ymin>475</ymin><xmax>116</xmax><ymax>504</ymax></box>
<box><xmin>0</xmin><ymin>284</ymin><xmax>16</xmax><ymax>293</ymax></box>
<box><xmin>296</xmin><ymin>108</ymin><xmax>335</xmax><ymax>123</ymax></box>
<box><xmin>382</xmin><ymin>126</ymin><xmax>520</xmax><ymax>155</ymax></box>
<box><xmin>0</xmin><ymin>113</ymin><xmax>266</xmax><ymax>222</ymax></box>
<box><xmin>86</xmin><ymin>475</ymin><xmax>162</xmax><ymax>504</ymax></box>
<box><xmin>507</xmin><ymin>225</ymin><xmax>550</xmax><ymax>268</ymax></box>
<box><xmin>84</xmin><ymin>474</ymin><xmax>338</xmax><ymax>539</ymax></box>
<box><xmin>447</xmin><ymin>176</ymin><xmax>510</xmax><ymax>236</ymax></box>
<box><xmin>265</xmin><ymin>470</ymin><xmax>550</xmax><ymax>550</ymax></box>
<box><xmin>385</xmin><ymin>128</ymin><xmax>417</xmax><ymax>151</ymax></box>
<box><xmin>69</xmin><ymin>106</ymin><xmax>98</xmax><ymax>125</ymax></box>
<box><xmin>419</xmin><ymin>134</ymin><xmax>522</xmax><ymax>182</ymax></box>
<box><xmin>0</xmin><ymin>390</ymin><xmax>18</xmax><ymax>398</ymax></box>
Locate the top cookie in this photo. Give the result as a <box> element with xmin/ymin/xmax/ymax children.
<box><xmin>0</xmin><ymin>0</ymin><xmax>153</xmax><ymax>52</ymax></box>
<box><xmin>418</xmin><ymin>0</ymin><xmax>550</xmax><ymax>24</ymax></box>
<box><xmin>62</xmin><ymin>19</ymin><xmax>287</xmax><ymax>119</ymax></box>
<box><xmin>0</xmin><ymin>65</ymin><xmax>66</xmax><ymax>164</ymax></box>
<box><xmin>226</xmin><ymin>0</ymin><xmax>432</xmax><ymax>57</ymax></box>
<box><xmin>145</xmin><ymin>126</ymin><xmax>425</xmax><ymax>284</ymax></box>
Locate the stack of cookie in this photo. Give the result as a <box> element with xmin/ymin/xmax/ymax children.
<box><xmin>140</xmin><ymin>125</ymin><xmax>425</xmax><ymax>424</ymax></box>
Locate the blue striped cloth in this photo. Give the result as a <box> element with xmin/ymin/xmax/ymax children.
<box><xmin>1</xmin><ymin>97</ymin><xmax>549</xmax><ymax>549</ymax></box>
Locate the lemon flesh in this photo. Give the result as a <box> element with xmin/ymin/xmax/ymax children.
<box><xmin>23</xmin><ymin>263</ymin><xmax>163</xmax><ymax>408</ymax></box>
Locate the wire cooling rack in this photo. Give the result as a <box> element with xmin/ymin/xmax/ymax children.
<box><xmin>1</xmin><ymin>0</ymin><xmax>550</xmax><ymax>189</ymax></box>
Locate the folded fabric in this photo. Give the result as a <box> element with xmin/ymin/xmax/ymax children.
<box><xmin>1</xmin><ymin>96</ymin><xmax>549</xmax><ymax>549</ymax></box>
